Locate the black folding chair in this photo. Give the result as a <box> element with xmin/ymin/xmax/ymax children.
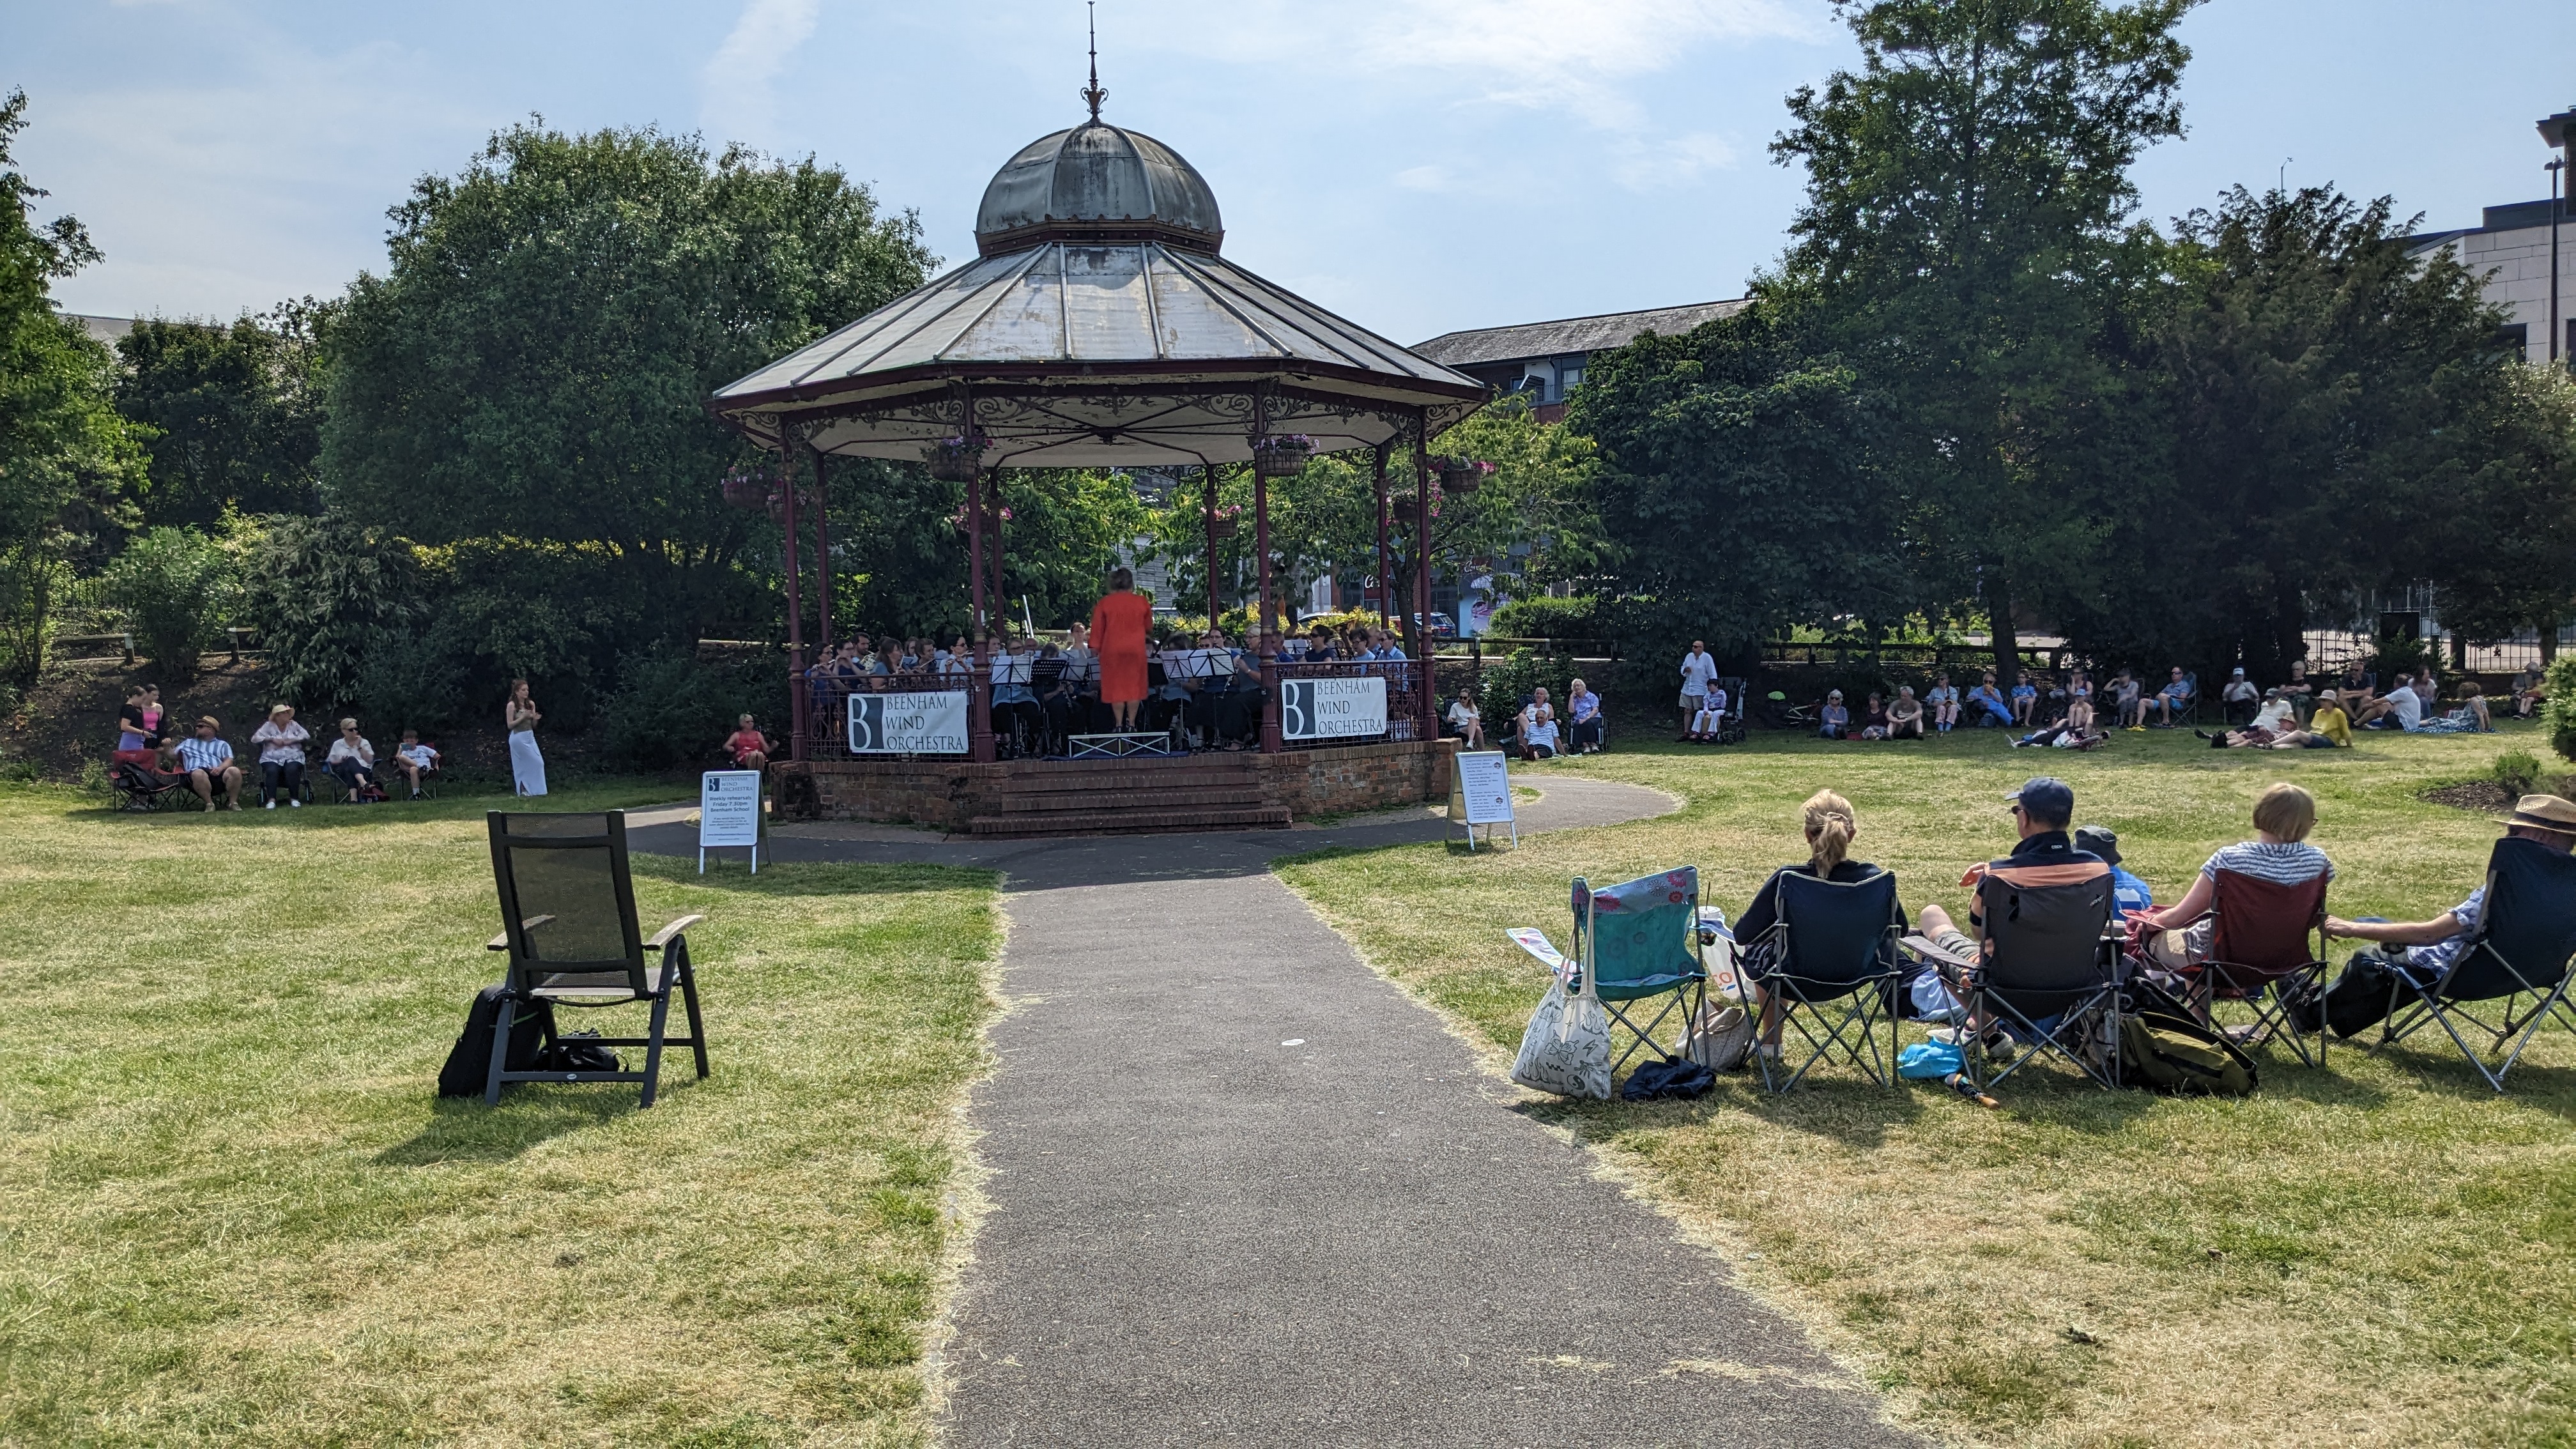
<box><xmin>2371</xmin><ymin>836</ymin><xmax>2576</xmax><ymax>1092</ymax></box>
<box><xmin>1936</xmin><ymin>860</ymin><xmax>2122</xmax><ymax>1091</ymax></box>
<box><xmin>483</xmin><ymin>811</ymin><xmax>708</xmax><ymax>1108</ymax></box>
<box><xmin>1744</xmin><ymin>870</ymin><xmax>1906</xmax><ymax>1091</ymax></box>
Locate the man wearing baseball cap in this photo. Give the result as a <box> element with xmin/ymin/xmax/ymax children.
<box><xmin>2322</xmin><ymin>794</ymin><xmax>2576</xmax><ymax>993</ymax></box>
<box><xmin>1906</xmin><ymin>778</ymin><xmax>2108</xmax><ymax>1043</ymax></box>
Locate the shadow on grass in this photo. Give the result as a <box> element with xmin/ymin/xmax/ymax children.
<box><xmin>2364</xmin><ymin>1039</ymin><xmax>2576</xmax><ymax>1116</ymax></box>
<box><xmin>374</xmin><ymin>1087</ymin><xmax>653</xmax><ymax>1165</ymax></box>
<box><xmin>626</xmin><ymin>852</ymin><xmax>999</xmax><ymax>899</ymax></box>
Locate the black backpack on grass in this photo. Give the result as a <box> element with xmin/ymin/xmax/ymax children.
<box><xmin>2281</xmin><ymin>954</ymin><xmax>2406</xmax><ymax>1041</ymax></box>
<box><xmin>436</xmin><ymin>986</ymin><xmax>556</xmax><ymax>1097</ymax></box>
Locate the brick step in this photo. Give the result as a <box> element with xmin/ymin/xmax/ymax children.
<box><xmin>977</xmin><ymin>786</ymin><xmax>1271</xmax><ymax>815</ymax></box>
<box><xmin>979</xmin><ymin>763</ymin><xmax>1262</xmax><ymax>783</ymax></box>
<box><xmin>966</xmin><ymin>804</ymin><xmax>1291</xmax><ymax>837</ymax></box>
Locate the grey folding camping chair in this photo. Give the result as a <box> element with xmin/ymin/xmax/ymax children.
<box><xmin>1931</xmin><ymin>858</ymin><xmax>2122</xmax><ymax>1091</ymax></box>
<box><xmin>1572</xmin><ymin>869</ymin><xmax>1710</xmax><ymax>1077</ymax></box>
<box><xmin>2370</xmin><ymin>835</ymin><xmax>2576</xmax><ymax>1092</ymax></box>
<box><xmin>483</xmin><ymin>810</ymin><xmax>708</xmax><ymax>1108</ymax></box>
<box><xmin>1742</xmin><ymin>869</ymin><xmax>1907</xmax><ymax>1092</ymax></box>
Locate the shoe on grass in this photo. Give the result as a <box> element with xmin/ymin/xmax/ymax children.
<box><xmin>264</xmin><ymin>800</ymin><xmax>275</xmax><ymax>809</ymax></box>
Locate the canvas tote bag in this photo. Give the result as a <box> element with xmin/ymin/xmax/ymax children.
<box><xmin>1512</xmin><ymin>957</ymin><xmax>1613</xmax><ymax>1099</ymax></box>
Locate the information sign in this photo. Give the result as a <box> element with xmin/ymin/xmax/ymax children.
<box><xmin>848</xmin><ymin>690</ymin><xmax>970</xmax><ymax>754</ymax></box>
<box><xmin>1280</xmin><ymin>675</ymin><xmax>1388</xmax><ymax>740</ymax></box>
<box><xmin>698</xmin><ymin>769</ymin><xmax>765</xmax><ymax>873</ymax></box>
<box><xmin>1448</xmin><ymin>750</ymin><xmax>1517</xmax><ymax>850</ymax></box>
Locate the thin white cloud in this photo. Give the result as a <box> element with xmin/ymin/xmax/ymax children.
<box><xmin>1359</xmin><ymin>0</ymin><xmax>1814</xmax><ymax>128</ymax></box>
<box><xmin>1611</xmin><ymin>130</ymin><xmax>1740</xmax><ymax>189</ymax></box>
<box><xmin>1393</xmin><ymin>164</ymin><xmax>1450</xmax><ymax>192</ymax></box>
<box><xmin>701</xmin><ymin>0</ymin><xmax>822</xmax><ymax>143</ymax></box>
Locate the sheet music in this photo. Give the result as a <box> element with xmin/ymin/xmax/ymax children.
<box><xmin>990</xmin><ymin>653</ymin><xmax>1034</xmax><ymax>686</ymax></box>
<box><xmin>1169</xmin><ymin>648</ymin><xmax>1215</xmax><ymax>681</ymax></box>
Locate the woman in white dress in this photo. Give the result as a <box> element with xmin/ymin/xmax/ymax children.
<box><xmin>505</xmin><ymin>678</ymin><xmax>547</xmax><ymax>796</ymax></box>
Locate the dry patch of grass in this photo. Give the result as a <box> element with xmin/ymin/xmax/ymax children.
<box><xmin>0</xmin><ymin>781</ymin><xmax>1000</xmax><ymax>1447</ymax></box>
<box><xmin>1278</xmin><ymin>724</ymin><xmax>2576</xmax><ymax>1448</ymax></box>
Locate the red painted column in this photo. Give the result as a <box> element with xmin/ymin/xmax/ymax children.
<box><xmin>1203</xmin><ymin>464</ymin><xmax>1220</xmax><ymax>626</ymax></box>
<box><xmin>1254</xmin><ymin>466</ymin><xmax>1273</xmax><ymax>644</ymax></box>
<box><xmin>780</xmin><ymin>442</ymin><xmax>806</xmax><ymax>762</ymax></box>
<box><xmin>808</xmin><ymin>441</ymin><xmax>832</xmax><ymax>650</ymax></box>
<box><xmin>1372</xmin><ymin>443</ymin><xmax>1391</xmax><ymax>624</ymax></box>
<box><xmin>968</xmin><ymin>466</ymin><xmax>994</xmax><ymax>762</ymax></box>
<box><xmin>1414</xmin><ymin>428</ymin><xmax>1436</xmax><ymax>739</ymax></box>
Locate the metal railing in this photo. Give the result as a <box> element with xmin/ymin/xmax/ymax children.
<box><xmin>800</xmin><ymin>668</ymin><xmax>979</xmax><ymax>762</ymax></box>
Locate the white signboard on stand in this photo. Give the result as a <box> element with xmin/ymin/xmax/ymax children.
<box><xmin>1449</xmin><ymin>750</ymin><xmax>1517</xmax><ymax>850</ymax></box>
<box><xmin>699</xmin><ymin>769</ymin><xmax>765</xmax><ymax>873</ymax></box>
<box><xmin>1280</xmin><ymin>675</ymin><xmax>1388</xmax><ymax>740</ymax></box>
<box><xmin>848</xmin><ymin>690</ymin><xmax>970</xmax><ymax>755</ymax></box>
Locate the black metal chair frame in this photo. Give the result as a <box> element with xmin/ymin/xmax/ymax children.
<box><xmin>482</xmin><ymin>810</ymin><xmax>708</xmax><ymax>1108</ymax></box>
<box><xmin>1745</xmin><ymin>871</ymin><xmax>1906</xmax><ymax>1092</ymax></box>
<box><xmin>2367</xmin><ymin>852</ymin><xmax>2576</xmax><ymax>1093</ymax></box>
<box><xmin>112</xmin><ymin>761</ymin><xmax>193</xmax><ymax>813</ymax></box>
<box><xmin>1938</xmin><ymin>868</ymin><xmax>2124</xmax><ymax>1092</ymax></box>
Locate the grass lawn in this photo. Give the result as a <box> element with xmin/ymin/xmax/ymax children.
<box><xmin>0</xmin><ymin>780</ymin><xmax>1000</xmax><ymax>1447</ymax></box>
<box><xmin>1278</xmin><ymin>723</ymin><xmax>2576</xmax><ymax>1449</ymax></box>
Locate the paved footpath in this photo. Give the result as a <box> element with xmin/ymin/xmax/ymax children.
<box><xmin>636</xmin><ymin>781</ymin><xmax>1919</xmax><ymax>1448</ymax></box>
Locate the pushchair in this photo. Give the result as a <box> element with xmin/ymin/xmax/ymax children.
<box><xmin>1713</xmin><ymin>677</ymin><xmax>1750</xmax><ymax>744</ymax></box>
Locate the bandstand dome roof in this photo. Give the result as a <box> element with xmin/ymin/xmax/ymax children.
<box><xmin>712</xmin><ymin>104</ymin><xmax>1485</xmax><ymax>470</ymax></box>
<box><xmin>974</xmin><ymin>121</ymin><xmax>1223</xmax><ymax>256</ymax></box>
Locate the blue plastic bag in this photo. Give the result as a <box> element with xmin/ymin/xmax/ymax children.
<box><xmin>1897</xmin><ymin>1039</ymin><xmax>1965</xmax><ymax>1080</ymax></box>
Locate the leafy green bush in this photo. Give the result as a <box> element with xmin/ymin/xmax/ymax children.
<box><xmin>1489</xmin><ymin>595</ymin><xmax>1600</xmax><ymax>639</ymax></box>
<box><xmin>99</xmin><ymin>526</ymin><xmax>239</xmax><ymax>682</ymax></box>
<box><xmin>2494</xmin><ymin>748</ymin><xmax>2543</xmax><ymax>798</ymax></box>
<box><xmin>2544</xmin><ymin>656</ymin><xmax>2576</xmax><ymax>764</ymax></box>
<box><xmin>0</xmin><ymin>546</ymin><xmax>67</xmax><ymax>684</ymax></box>
<box><xmin>599</xmin><ymin>645</ymin><xmax>779</xmax><ymax>770</ymax></box>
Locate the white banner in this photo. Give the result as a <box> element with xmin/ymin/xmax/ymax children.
<box><xmin>1280</xmin><ymin>675</ymin><xmax>1388</xmax><ymax>740</ymax></box>
<box><xmin>847</xmin><ymin>690</ymin><xmax>971</xmax><ymax>754</ymax></box>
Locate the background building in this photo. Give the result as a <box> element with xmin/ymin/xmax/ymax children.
<box><xmin>2407</xmin><ymin>105</ymin><xmax>2576</xmax><ymax>365</ymax></box>
<box><xmin>1412</xmin><ymin>299</ymin><xmax>1747</xmax><ymax>422</ymax></box>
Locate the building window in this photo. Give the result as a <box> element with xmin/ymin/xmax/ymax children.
<box><xmin>1561</xmin><ymin>366</ymin><xmax>1584</xmax><ymax>394</ymax></box>
<box><xmin>2497</xmin><ymin>322</ymin><xmax>2529</xmax><ymax>355</ymax></box>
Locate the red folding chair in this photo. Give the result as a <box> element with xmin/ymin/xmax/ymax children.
<box><xmin>2181</xmin><ymin>870</ymin><xmax>2330</xmax><ymax>1066</ymax></box>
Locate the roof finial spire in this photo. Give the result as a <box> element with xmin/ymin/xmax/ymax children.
<box><xmin>1080</xmin><ymin>2</ymin><xmax>1107</xmax><ymax>121</ymax></box>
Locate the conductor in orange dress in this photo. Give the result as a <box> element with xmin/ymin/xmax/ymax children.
<box><xmin>1091</xmin><ymin>566</ymin><xmax>1153</xmax><ymax>732</ymax></box>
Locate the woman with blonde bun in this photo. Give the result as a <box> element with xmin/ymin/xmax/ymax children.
<box><xmin>1732</xmin><ymin>790</ymin><xmax>1910</xmax><ymax>1061</ymax></box>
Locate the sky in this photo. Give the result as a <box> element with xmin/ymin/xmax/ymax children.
<box><xmin>14</xmin><ymin>0</ymin><xmax>2576</xmax><ymax>346</ymax></box>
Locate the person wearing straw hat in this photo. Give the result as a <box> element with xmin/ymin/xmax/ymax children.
<box><xmin>249</xmin><ymin>703</ymin><xmax>310</xmax><ymax>808</ymax></box>
<box><xmin>2323</xmin><ymin>795</ymin><xmax>2576</xmax><ymax>986</ymax></box>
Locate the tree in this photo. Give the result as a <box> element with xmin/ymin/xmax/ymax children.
<box><xmin>2423</xmin><ymin>363</ymin><xmax>2576</xmax><ymax>658</ymax></box>
<box><xmin>1570</xmin><ymin>296</ymin><xmax>1914</xmax><ymax>673</ymax></box>
<box><xmin>117</xmin><ymin>301</ymin><xmax>334</xmax><ymax>526</ymax></box>
<box><xmin>1771</xmin><ymin>0</ymin><xmax>2195</xmax><ymax>684</ymax></box>
<box><xmin>321</xmin><ymin>120</ymin><xmax>936</xmax><ymax>638</ymax></box>
<box><xmin>0</xmin><ymin>89</ymin><xmax>146</xmax><ymax>681</ymax></box>
<box><xmin>98</xmin><ymin>524</ymin><xmax>241</xmax><ymax>682</ymax></box>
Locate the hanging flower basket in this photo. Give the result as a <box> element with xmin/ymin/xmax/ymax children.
<box><xmin>923</xmin><ymin>431</ymin><xmax>990</xmax><ymax>482</ymax></box>
<box><xmin>1434</xmin><ymin>456</ymin><xmax>1494</xmax><ymax>494</ymax></box>
<box><xmin>1250</xmin><ymin>434</ymin><xmax>1314</xmax><ymax>478</ymax></box>
<box><xmin>720</xmin><ymin>466</ymin><xmax>770</xmax><ymax>510</ymax></box>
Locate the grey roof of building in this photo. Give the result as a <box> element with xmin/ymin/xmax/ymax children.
<box><xmin>56</xmin><ymin>312</ymin><xmax>135</xmax><ymax>345</ymax></box>
<box><xmin>1411</xmin><ymin>298</ymin><xmax>1751</xmax><ymax>367</ymax></box>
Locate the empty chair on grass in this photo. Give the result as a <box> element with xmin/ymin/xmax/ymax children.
<box><xmin>2133</xmin><ymin>783</ymin><xmax>2334</xmax><ymax>1063</ymax></box>
<box><xmin>480</xmin><ymin>810</ymin><xmax>709</xmax><ymax>1108</ymax></box>
<box><xmin>1573</xmin><ymin>868</ymin><xmax>1712</xmax><ymax>1077</ymax></box>
<box><xmin>1734</xmin><ymin>790</ymin><xmax>1912</xmax><ymax>1091</ymax></box>
<box><xmin>2321</xmin><ymin>795</ymin><xmax>2576</xmax><ymax>1092</ymax></box>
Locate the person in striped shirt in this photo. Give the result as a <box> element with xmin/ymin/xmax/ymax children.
<box><xmin>2136</xmin><ymin>783</ymin><xmax>2331</xmax><ymax>969</ymax></box>
<box><xmin>174</xmin><ymin>716</ymin><xmax>244</xmax><ymax>811</ymax></box>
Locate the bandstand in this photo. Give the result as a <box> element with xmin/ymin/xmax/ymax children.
<box><xmin>710</xmin><ymin>80</ymin><xmax>1489</xmax><ymax>834</ymax></box>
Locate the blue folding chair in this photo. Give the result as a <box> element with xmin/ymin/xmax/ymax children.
<box><xmin>2372</xmin><ymin>836</ymin><xmax>2576</xmax><ymax>1092</ymax></box>
<box><xmin>1572</xmin><ymin>870</ymin><xmax>1709</xmax><ymax>1077</ymax></box>
<box><xmin>1742</xmin><ymin>870</ymin><xmax>1907</xmax><ymax>1092</ymax></box>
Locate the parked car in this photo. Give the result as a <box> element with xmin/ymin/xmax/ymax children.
<box><xmin>1412</xmin><ymin>611</ymin><xmax>1458</xmax><ymax>639</ymax></box>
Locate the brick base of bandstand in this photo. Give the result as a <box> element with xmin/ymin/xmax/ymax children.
<box><xmin>774</xmin><ymin>738</ymin><xmax>1459</xmax><ymax>838</ymax></box>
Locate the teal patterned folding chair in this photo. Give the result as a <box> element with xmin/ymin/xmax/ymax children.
<box><xmin>1572</xmin><ymin>869</ymin><xmax>1710</xmax><ymax>1077</ymax></box>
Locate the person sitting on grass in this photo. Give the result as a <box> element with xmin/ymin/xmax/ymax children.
<box><xmin>174</xmin><ymin>716</ymin><xmax>244</xmax><ymax>812</ymax></box>
<box><xmin>325</xmin><ymin>718</ymin><xmax>381</xmax><ymax>803</ymax></box>
<box><xmin>1966</xmin><ymin>674</ymin><xmax>2011</xmax><ymax>728</ymax></box>
<box><xmin>724</xmin><ymin>714</ymin><xmax>774</xmax><ymax>770</ymax></box>
<box><xmin>1926</xmin><ymin>674</ymin><xmax>1959</xmax><ymax>733</ymax></box>
<box><xmin>1908</xmin><ymin>776</ymin><xmax>2103</xmax><ymax>1058</ymax></box>
<box><xmin>1818</xmin><ymin>689</ymin><xmax>1850</xmax><ymax>740</ymax></box>
<box><xmin>1859</xmin><ymin>691</ymin><xmax>1891</xmax><ymax>740</ymax></box>
<box><xmin>1734</xmin><ymin>790</ymin><xmax>1910</xmax><ymax>1071</ymax></box>
<box><xmin>2009</xmin><ymin>675</ymin><xmax>2038</xmax><ymax>726</ymax></box>
<box><xmin>2012</xmin><ymin>716</ymin><xmax>2108</xmax><ymax>750</ymax></box>
<box><xmin>2260</xmin><ymin>694</ymin><xmax>2352</xmax><ymax>750</ymax></box>
<box><xmin>391</xmin><ymin>730</ymin><xmax>440</xmax><ymax>797</ymax></box>
<box><xmin>2199</xmin><ymin>689</ymin><xmax>2301</xmax><ymax>747</ymax></box>
<box><xmin>1887</xmin><ymin>686</ymin><xmax>1926</xmax><ymax>740</ymax></box>
<box><xmin>2319</xmin><ymin>794</ymin><xmax>2576</xmax><ymax>1001</ymax></box>
<box><xmin>2134</xmin><ymin>783</ymin><xmax>2331</xmax><ymax>974</ymax></box>
<box><xmin>2066</xmin><ymin>675</ymin><xmax>2096</xmax><ymax>735</ymax></box>
<box><xmin>2354</xmin><ymin>678</ymin><xmax>2424</xmax><ymax>732</ymax></box>
<box><xmin>1518</xmin><ymin>704</ymin><xmax>1561</xmax><ymax>761</ymax></box>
